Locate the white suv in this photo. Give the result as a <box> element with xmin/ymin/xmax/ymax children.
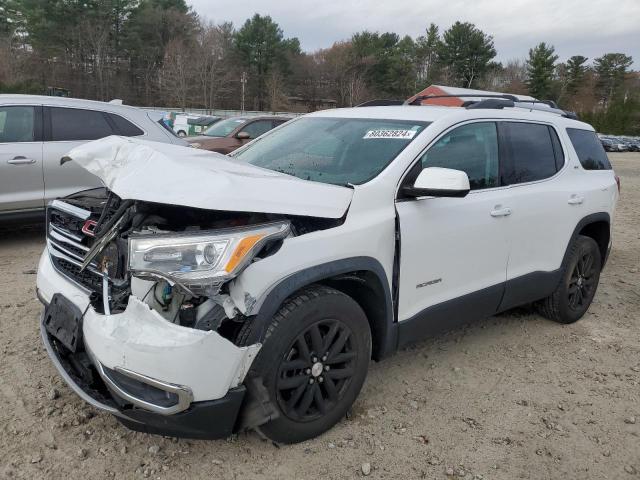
<box><xmin>36</xmin><ymin>97</ymin><xmax>619</xmax><ymax>443</ymax></box>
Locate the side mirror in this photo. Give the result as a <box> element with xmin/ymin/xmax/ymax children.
<box><xmin>236</xmin><ymin>131</ymin><xmax>251</xmax><ymax>140</ymax></box>
<box><xmin>403</xmin><ymin>167</ymin><xmax>470</xmax><ymax>198</ymax></box>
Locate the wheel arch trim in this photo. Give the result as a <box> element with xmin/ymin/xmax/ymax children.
<box><xmin>246</xmin><ymin>256</ymin><xmax>397</xmax><ymax>360</ymax></box>
<box><xmin>565</xmin><ymin>212</ymin><xmax>611</xmax><ymax>269</ymax></box>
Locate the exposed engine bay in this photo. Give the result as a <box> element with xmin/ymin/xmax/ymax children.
<box><xmin>48</xmin><ymin>187</ymin><xmax>342</xmax><ymax>345</ymax></box>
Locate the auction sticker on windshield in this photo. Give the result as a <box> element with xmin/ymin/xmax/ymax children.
<box><xmin>363</xmin><ymin>129</ymin><xmax>417</xmax><ymax>140</ymax></box>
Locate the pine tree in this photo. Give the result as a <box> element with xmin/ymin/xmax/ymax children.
<box><xmin>565</xmin><ymin>55</ymin><xmax>588</xmax><ymax>95</ymax></box>
<box><xmin>437</xmin><ymin>22</ymin><xmax>496</xmax><ymax>88</ymax></box>
<box><xmin>526</xmin><ymin>42</ymin><xmax>558</xmax><ymax>99</ymax></box>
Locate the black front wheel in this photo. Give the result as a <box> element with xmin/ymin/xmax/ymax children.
<box><xmin>247</xmin><ymin>285</ymin><xmax>371</xmax><ymax>444</ymax></box>
<box><xmin>537</xmin><ymin>235</ymin><xmax>602</xmax><ymax>324</ymax></box>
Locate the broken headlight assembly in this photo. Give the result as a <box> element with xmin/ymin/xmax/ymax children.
<box><xmin>128</xmin><ymin>221</ymin><xmax>290</xmax><ymax>294</ymax></box>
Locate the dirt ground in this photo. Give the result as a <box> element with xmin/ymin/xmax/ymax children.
<box><xmin>0</xmin><ymin>153</ymin><xmax>638</xmax><ymax>480</ymax></box>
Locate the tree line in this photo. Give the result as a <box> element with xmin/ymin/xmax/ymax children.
<box><xmin>1</xmin><ymin>0</ymin><xmax>638</xmax><ymax>134</ymax></box>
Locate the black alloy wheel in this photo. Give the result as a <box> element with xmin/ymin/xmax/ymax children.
<box><xmin>240</xmin><ymin>284</ymin><xmax>371</xmax><ymax>444</ymax></box>
<box><xmin>276</xmin><ymin>319</ymin><xmax>356</xmax><ymax>422</ymax></box>
<box><xmin>537</xmin><ymin>235</ymin><xmax>602</xmax><ymax>324</ymax></box>
<box><xmin>567</xmin><ymin>249</ymin><xmax>598</xmax><ymax>312</ymax></box>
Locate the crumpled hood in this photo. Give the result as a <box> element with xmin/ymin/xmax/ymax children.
<box><xmin>64</xmin><ymin>136</ymin><xmax>353</xmax><ymax>219</ymax></box>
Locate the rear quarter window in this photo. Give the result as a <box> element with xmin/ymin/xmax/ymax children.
<box><xmin>566</xmin><ymin>128</ymin><xmax>612</xmax><ymax>170</ymax></box>
<box><xmin>108</xmin><ymin>113</ymin><xmax>144</xmax><ymax>136</ymax></box>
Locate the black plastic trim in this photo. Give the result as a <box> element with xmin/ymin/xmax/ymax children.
<box><xmin>562</xmin><ymin>212</ymin><xmax>611</xmax><ymax>269</ymax></box>
<box><xmin>0</xmin><ymin>209</ymin><xmax>45</xmax><ymax>224</ymax></box>
<box><xmin>34</xmin><ymin>105</ymin><xmax>44</xmax><ymax>141</ymax></box>
<box><xmin>498</xmin><ymin>269</ymin><xmax>561</xmax><ymax>312</ymax></box>
<box><xmin>397</xmin><ymin>282</ymin><xmax>504</xmax><ymax>349</ymax></box>
<box><xmin>251</xmin><ymin>257</ymin><xmax>396</xmax><ymax>360</ymax></box>
<box><xmin>115</xmin><ymin>387</ymin><xmax>246</xmax><ymax>440</ymax></box>
<box><xmin>402</xmin><ymin>186</ymin><xmax>470</xmax><ymax>198</ymax></box>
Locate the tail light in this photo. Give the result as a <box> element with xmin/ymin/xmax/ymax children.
<box><xmin>615</xmin><ymin>174</ymin><xmax>621</xmax><ymax>193</ymax></box>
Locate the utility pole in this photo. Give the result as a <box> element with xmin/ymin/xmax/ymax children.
<box><xmin>240</xmin><ymin>72</ymin><xmax>247</xmax><ymax>113</ymax></box>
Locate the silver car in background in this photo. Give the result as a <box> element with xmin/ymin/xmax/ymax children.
<box><xmin>0</xmin><ymin>95</ymin><xmax>188</xmax><ymax>221</ymax></box>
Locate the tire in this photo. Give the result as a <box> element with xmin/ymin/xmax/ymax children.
<box><xmin>243</xmin><ymin>284</ymin><xmax>371</xmax><ymax>444</ymax></box>
<box><xmin>177</xmin><ymin>130</ymin><xmax>186</xmax><ymax>137</ymax></box>
<box><xmin>537</xmin><ymin>235</ymin><xmax>602</xmax><ymax>324</ymax></box>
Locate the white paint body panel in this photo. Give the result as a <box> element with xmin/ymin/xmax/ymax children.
<box><xmin>65</xmin><ymin>135</ymin><xmax>353</xmax><ymax>219</ymax></box>
<box><xmin>396</xmin><ymin>188</ymin><xmax>510</xmax><ymax>321</ymax></box>
<box><xmin>37</xmin><ymin>252</ymin><xmax>260</xmax><ymax>402</ymax></box>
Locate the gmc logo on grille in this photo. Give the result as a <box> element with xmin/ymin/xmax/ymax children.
<box><xmin>82</xmin><ymin>220</ymin><xmax>98</xmax><ymax>237</ymax></box>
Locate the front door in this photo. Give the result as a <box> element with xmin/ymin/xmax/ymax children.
<box><xmin>0</xmin><ymin>105</ymin><xmax>44</xmax><ymax>212</ymax></box>
<box><xmin>396</xmin><ymin>121</ymin><xmax>510</xmax><ymax>329</ymax></box>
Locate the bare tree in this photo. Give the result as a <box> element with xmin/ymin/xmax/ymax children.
<box><xmin>78</xmin><ymin>19</ymin><xmax>112</xmax><ymax>100</ymax></box>
<box><xmin>194</xmin><ymin>22</ymin><xmax>236</xmax><ymax>112</ymax></box>
<box><xmin>160</xmin><ymin>38</ymin><xmax>192</xmax><ymax>109</ymax></box>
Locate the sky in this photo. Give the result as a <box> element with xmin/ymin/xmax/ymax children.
<box><xmin>188</xmin><ymin>0</ymin><xmax>640</xmax><ymax>67</ymax></box>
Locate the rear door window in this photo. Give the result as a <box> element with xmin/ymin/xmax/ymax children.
<box><xmin>50</xmin><ymin>107</ymin><xmax>114</xmax><ymax>141</ymax></box>
<box><xmin>501</xmin><ymin>122</ymin><xmax>559</xmax><ymax>184</ymax></box>
<box><xmin>566</xmin><ymin>128</ymin><xmax>612</xmax><ymax>170</ymax></box>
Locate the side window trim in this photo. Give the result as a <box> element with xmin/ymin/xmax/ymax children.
<box><xmin>397</xmin><ymin>119</ymin><xmax>502</xmax><ymax>199</ymax></box>
<box><xmin>547</xmin><ymin>125</ymin><xmax>566</xmax><ymax>171</ymax></box>
<box><xmin>102</xmin><ymin>111</ymin><xmax>119</xmax><ymax>133</ymax></box>
<box><xmin>43</xmin><ymin>106</ymin><xmax>52</xmax><ymax>142</ymax></box>
<box><xmin>34</xmin><ymin>105</ymin><xmax>44</xmax><ymax>142</ymax></box>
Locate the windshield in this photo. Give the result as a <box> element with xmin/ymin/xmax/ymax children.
<box><xmin>203</xmin><ymin>117</ymin><xmax>247</xmax><ymax>137</ymax></box>
<box><xmin>234</xmin><ymin>117</ymin><xmax>429</xmax><ymax>185</ymax></box>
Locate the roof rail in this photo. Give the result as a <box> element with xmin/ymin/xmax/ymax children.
<box><xmin>406</xmin><ymin>93</ymin><xmax>579</xmax><ymax>119</ymax></box>
<box><xmin>357</xmin><ymin>99</ymin><xmax>405</xmax><ymax>107</ymax></box>
<box><xmin>405</xmin><ymin>94</ymin><xmax>519</xmax><ymax>106</ymax></box>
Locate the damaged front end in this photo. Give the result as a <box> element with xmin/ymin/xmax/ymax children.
<box><xmin>38</xmin><ymin>187</ymin><xmax>340</xmax><ymax>438</ymax></box>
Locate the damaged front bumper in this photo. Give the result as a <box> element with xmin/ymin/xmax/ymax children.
<box><xmin>37</xmin><ymin>251</ymin><xmax>261</xmax><ymax>439</ymax></box>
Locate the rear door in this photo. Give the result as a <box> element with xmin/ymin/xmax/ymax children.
<box><xmin>0</xmin><ymin>105</ymin><xmax>45</xmax><ymax>212</ymax></box>
<box><xmin>497</xmin><ymin>121</ymin><xmax>580</xmax><ymax>309</ymax></box>
<box><xmin>42</xmin><ymin>106</ymin><xmax>115</xmax><ymax>203</ymax></box>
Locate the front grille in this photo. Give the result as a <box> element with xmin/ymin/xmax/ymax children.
<box><xmin>47</xmin><ymin>200</ymin><xmax>105</xmax><ymax>292</ymax></box>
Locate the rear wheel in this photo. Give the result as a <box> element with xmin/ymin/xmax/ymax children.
<box><xmin>537</xmin><ymin>235</ymin><xmax>601</xmax><ymax>324</ymax></box>
<box><xmin>245</xmin><ymin>285</ymin><xmax>371</xmax><ymax>444</ymax></box>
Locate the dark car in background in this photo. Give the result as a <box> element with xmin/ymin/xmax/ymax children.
<box><xmin>187</xmin><ymin>115</ymin><xmax>291</xmax><ymax>154</ymax></box>
<box><xmin>621</xmin><ymin>137</ymin><xmax>640</xmax><ymax>152</ymax></box>
<box><xmin>600</xmin><ymin>138</ymin><xmax>616</xmax><ymax>152</ymax></box>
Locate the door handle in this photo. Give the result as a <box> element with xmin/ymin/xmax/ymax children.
<box><xmin>490</xmin><ymin>207</ymin><xmax>512</xmax><ymax>217</ymax></box>
<box><xmin>7</xmin><ymin>156</ymin><xmax>36</xmax><ymax>165</ymax></box>
<box><xmin>568</xmin><ymin>195</ymin><xmax>584</xmax><ymax>205</ymax></box>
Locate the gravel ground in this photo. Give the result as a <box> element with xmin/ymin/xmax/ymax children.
<box><xmin>0</xmin><ymin>153</ymin><xmax>638</xmax><ymax>480</ymax></box>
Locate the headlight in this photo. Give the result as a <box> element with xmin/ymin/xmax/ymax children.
<box><xmin>128</xmin><ymin>221</ymin><xmax>290</xmax><ymax>294</ymax></box>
